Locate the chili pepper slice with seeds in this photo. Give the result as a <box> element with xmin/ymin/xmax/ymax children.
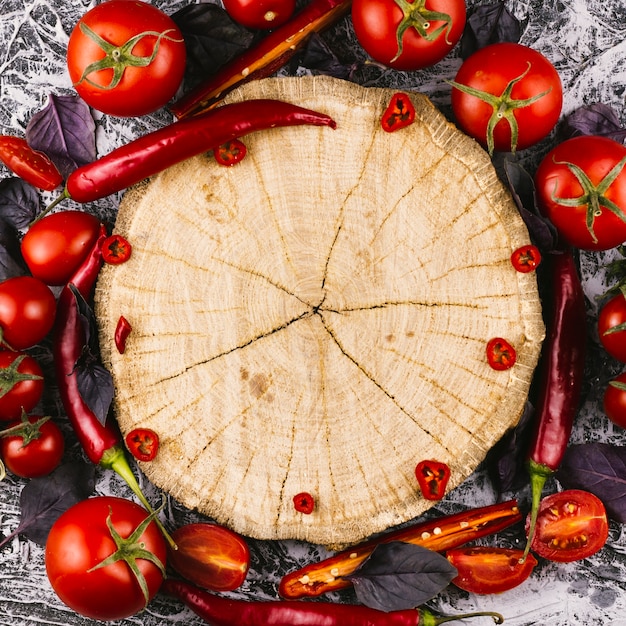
<box><xmin>126</xmin><ymin>428</ymin><xmax>159</xmax><ymax>462</ymax></box>
<box><xmin>214</xmin><ymin>139</ymin><xmax>247</xmax><ymax>166</ymax></box>
<box><xmin>115</xmin><ymin>315</ymin><xmax>132</xmax><ymax>354</ymax></box>
<box><xmin>381</xmin><ymin>93</ymin><xmax>416</xmax><ymax>132</ymax></box>
<box><xmin>415</xmin><ymin>460</ymin><xmax>450</xmax><ymax>500</ymax></box>
<box><xmin>486</xmin><ymin>337</ymin><xmax>517</xmax><ymax>371</ymax></box>
<box><xmin>102</xmin><ymin>234</ymin><xmax>132</xmax><ymax>264</ymax></box>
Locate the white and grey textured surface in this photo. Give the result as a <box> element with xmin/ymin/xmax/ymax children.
<box><xmin>2</xmin><ymin>0</ymin><xmax>626</xmax><ymax>624</ymax></box>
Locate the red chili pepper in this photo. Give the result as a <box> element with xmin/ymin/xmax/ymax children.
<box><xmin>102</xmin><ymin>234</ymin><xmax>132</xmax><ymax>264</ymax></box>
<box><xmin>115</xmin><ymin>315</ymin><xmax>132</xmax><ymax>354</ymax></box>
<box><xmin>54</xmin><ymin>100</ymin><xmax>335</xmax><ymax>206</ymax></box>
<box><xmin>164</xmin><ymin>579</ymin><xmax>504</xmax><ymax>626</ymax></box>
<box><xmin>511</xmin><ymin>244</ymin><xmax>541</xmax><ymax>273</ymax></box>
<box><xmin>169</xmin><ymin>0</ymin><xmax>352</xmax><ymax>118</ymax></box>
<box><xmin>214</xmin><ymin>139</ymin><xmax>247</xmax><ymax>166</ymax></box>
<box><xmin>381</xmin><ymin>93</ymin><xmax>416</xmax><ymax>132</ymax></box>
<box><xmin>0</xmin><ymin>135</ymin><xmax>63</xmax><ymax>191</ymax></box>
<box><xmin>522</xmin><ymin>247</ymin><xmax>586</xmax><ymax>560</ymax></box>
<box><xmin>486</xmin><ymin>337</ymin><xmax>517</xmax><ymax>370</ymax></box>
<box><xmin>415</xmin><ymin>460</ymin><xmax>450</xmax><ymax>500</ymax></box>
<box><xmin>52</xmin><ymin>225</ymin><xmax>175</xmax><ymax>548</ymax></box>
<box><xmin>126</xmin><ymin>428</ymin><xmax>159</xmax><ymax>462</ymax></box>
<box><xmin>279</xmin><ymin>499</ymin><xmax>521</xmax><ymax>599</ymax></box>
<box><xmin>293</xmin><ymin>492</ymin><xmax>315</xmax><ymax>514</ymax></box>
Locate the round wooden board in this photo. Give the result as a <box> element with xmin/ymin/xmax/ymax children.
<box><xmin>95</xmin><ymin>76</ymin><xmax>544</xmax><ymax>546</ymax></box>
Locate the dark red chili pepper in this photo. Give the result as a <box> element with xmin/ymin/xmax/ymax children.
<box><xmin>102</xmin><ymin>234</ymin><xmax>132</xmax><ymax>264</ymax></box>
<box><xmin>0</xmin><ymin>135</ymin><xmax>63</xmax><ymax>191</ymax></box>
<box><xmin>53</xmin><ymin>100</ymin><xmax>335</xmax><ymax>206</ymax></box>
<box><xmin>486</xmin><ymin>337</ymin><xmax>517</xmax><ymax>371</ymax></box>
<box><xmin>52</xmin><ymin>225</ymin><xmax>175</xmax><ymax>548</ymax></box>
<box><xmin>115</xmin><ymin>315</ymin><xmax>132</xmax><ymax>354</ymax></box>
<box><xmin>522</xmin><ymin>247</ymin><xmax>586</xmax><ymax>560</ymax></box>
<box><xmin>126</xmin><ymin>428</ymin><xmax>159</xmax><ymax>462</ymax></box>
<box><xmin>214</xmin><ymin>139</ymin><xmax>247</xmax><ymax>166</ymax></box>
<box><xmin>293</xmin><ymin>492</ymin><xmax>315</xmax><ymax>514</ymax></box>
<box><xmin>279</xmin><ymin>499</ymin><xmax>521</xmax><ymax>599</ymax></box>
<box><xmin>164</xmin><ymin>579</ymin><xmax>504</xmax><ymax>626</ymax></box>
<box><xmin>169</xmin><ymin>0</ymin><xmax>352</xmax><ymax>118</ymax></box>
<box><xmin>415</xmin><ymin>460</ymin><xmax>450</xmax><ymax>500</ymax></box>
<box><xmin>511</xmin><ymin>244</ymin><xmax>541</xmax><ymax>273</ymax></box>
<box><xmin>381</xmin><ymin>93</ymin><xmax>416</xmax><ymax>132</ymax></box>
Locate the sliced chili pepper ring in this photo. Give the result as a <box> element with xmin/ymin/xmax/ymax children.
<box><xmin>381</xmin><ymin>92</ymin><xmax>416</xmax><ymax>132</ymax></box>
<box><xmin>415</xmin><ymin>459</ymin><xmax>450</xmax><ymax>500</ymax></box>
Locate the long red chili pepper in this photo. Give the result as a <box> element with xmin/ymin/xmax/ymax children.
<box><xmin>522</xmin><ymin>247</ymin><xmax>586</xmax><ymax>559</ymax></box>
<box><xmin>52</xmin><ymin>226</ymin><xmax>175</xmax><ymax>548</ymax></box>
<box><xmin>169</xmin><ymin>0</ymin><xmax>352</xmax><ymax>119</ymax></box>
<box><xmin>279</xmin><ymin>500</ymin><xmax>521</xmax><ymax>599</ymax></box>
<box><xmin>163</xmin><ymin>579</ymin><xmax>504</xmax><ymax>626</ymax></box>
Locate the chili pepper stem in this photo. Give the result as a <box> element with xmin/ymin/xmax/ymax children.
<box><xmin>100</xmin><ymin>444</ymin><xmax>177</xmax><ymax>550</ymax></box>
<box><xmin>33</xmin><ymin>188</ymin><xmax>69</xmax><ymax>225</ymax></box>
<box><xmin>520</xmin><ymin>459</ymin><xmax>553</xmax><ymax>562</ymax></box>
<box><xmin>421</xmin><ymin>609</ymin><xmax>505</xmax><ymax>626</ymax></box>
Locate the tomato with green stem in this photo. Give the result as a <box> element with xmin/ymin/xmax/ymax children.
<box><xmin>450</xmin><ymin>42</ymin><xmax>562</xmax><ymax>155</ymax></box>
<box><xmin>535</xmin><ymin>135</ymin><xmax>626</xmax><ymax>251</ymax></box>
<box><xmin>598</xmin><ymin>289</ymin><xmax>626</xmax><ymax>362</ymax></box>
<box><xmin>66</xmin><ymin>0</ymin><xmax>186</xmax><ymax>117</ymax></box>
<box><xmin>351</xmin><ymin>0</ymin><xmax>466</xmax><ymax>71</ymax></box>
<box><xmin>0</xmin><ymin>351</ymin><xmax>44</xmax><ymax>420</ymax></box>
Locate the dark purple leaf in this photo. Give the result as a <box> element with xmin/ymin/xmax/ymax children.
<box><xmin>0</xmin><ymin>176</ymin><xmax>39</xmax><ymax>229</ymax></box>
<box><xmin>25</xmin><ymin>94</ymin><xmax>96</xmax><ymax>179</ymax></box>
<box><xmin>460</xmin><ymin>2</ymin><xmax>522</xmax><ymax>59</ymax></box>
<box><xmin>0</xmin><ymin>462</ymin><xmax>95</xmax><ymax>549</ymax></box>
<box><xmin>293</xmin><ymin>33</ymin><xmax>360</xmax><ymax>80</ymax></box>
<box><xmin>557</xmin><ymin>443</ymin><xmax>626</xmax><ymax>523</ymax></box>
<box><xmin>347</xmin><ymin>542</ymin><xmax>457</xmax><ymax>612</ymax></box>
<box><xmin>560</xmin><ymin>103</ymin><xmax>626</xmax><ymax>143</ymax></box>
<box><xmin>0</xmin><ymin>217</ymin><xmax>28</xmax><ymax>281</ymax></box>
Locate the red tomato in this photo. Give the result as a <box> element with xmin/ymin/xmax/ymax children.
<box><xmin>535</xmin><ymin>136</ymin><xmax>626</xmax><ymax>251</ymax></box>
<box><xmin>223</xmin><ymin>0</ymin><xmax>296</xmax><ymax>30</ymax></box>
<box><xmin>21</xmin><ymin>211</ymin><xmax>101</xmax><ymax>286</ymax></box>
<box><xmin>351</xmin><ymin>0</ymin><xmax>466</xmax><ymax>71</ymax></box>
<box><xmin>598</xmin><ymin>292</ymin><xmax>626</xmax><ymax>362</ymax></box>
<box><xmin>525</xmin><ymin>490</ymin><xmax>609</xmax><ymax>563</ymax></box>
<box><xmin>1</xmin><ymin>415</ymin><xmax>64</xmax><ymax>477</ymax></box>
<box><xmin>451</xmin><ymin>42</ymin><xmax>562</xmax><ymax>155</ymax></box>
<box><xmin>45</xmin><ymin>496</ymin><xmax>167</xmax><ymax>621</ymax></box>
<box><xmin>446</xmin><ymin>547</ymin><xmax>537</xmax><ymax>594</ymax></box>
<box><xmin>66</xmin><ymin>0</ymin><xmax>186</xmax><ymax>117</ymax></box>
<box><xmin>0</xmin><ymin>351</ymin><xmax>44</xmax><ymax>420</ymax></box>
<box><xmin>604</xmin><ymin>372</ymin><xmax>626</xmax><ymax>429</ymax></box>
<box><xmin>0</xmin><ymin>136</ymin><xmax>62</xmax><ymax>191</ymax></box>
<box><xmin>0</xmin><ymin>276</ymin><xmax>56</xmax><ymax>350</ymax></box>
<box><xmin>168</xmin><ymin>523</ymin><xmax>250</xmax><ymax>591</ymax></box>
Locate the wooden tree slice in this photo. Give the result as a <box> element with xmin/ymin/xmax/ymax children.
<box><xmin>95</xmin><ymin>76</ymin><xmax>545</xmax><ymax>546</ymax></box>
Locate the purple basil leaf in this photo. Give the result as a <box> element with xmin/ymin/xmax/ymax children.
<box><xmin>0</xmin><ymin>177</ymin><xmax>39</xmax><ymax>229</ymax></box>
<box><xmin>460</xmin><ymin>2</ymin><xmax>522</xmax><ymax>59</ymax></box>
<box><xmin>25</xmin><ymin>94</ymin><xmax>96</xmax><ymax>179</ymax></box>
<box><xmin>557</xmin><ymin>443</ymin><xmax>626</xmax><ymax>523</ymax></box>
<box><xmin>348</xmin><ymin>541</ymin><xmax>457</xmax><ymax>612</ymax></box>
<box><xmin>0</xmin><ymin>217</ymin><xmax>28</xmax><ymax>281</ymax></box>
<box><xmin>560</xmin><ymin>103</ymin><xmax>626</xmax><ymax>143</ymax></box>
<box><xmin>0</xmin><ymin>462</ymin><xmax>96</xmax><ymax>549</ymax></box>
<box><xmin>294</xmin><ymin>33</ymin><xmax>360</xmax><ymax>80</ymax></box>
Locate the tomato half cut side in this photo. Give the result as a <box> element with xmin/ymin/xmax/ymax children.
<box><xmin>525</xmin><ymin>489</ymin><xmax>609</xmax><ymax>562</ymax></box>
<box><xmin>446</xmin><ymin>546</ymin><xmax>537</xmax><ymax>594</ymax></box>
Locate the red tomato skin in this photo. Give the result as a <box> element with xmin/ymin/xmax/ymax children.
<box><xmin>21</xmin><ymin>211</ymin><xmax>101</xmax><ymax>286</ymax></box>
<box><xmin>1</xmin><ymin>416</ymin><xmax>65</xmax><ymax>477</ymax></box>
<box><xmin>45</xmin><ymin>496</ymin><xmax>167</xmax><ymax>621</ymax></box>
<box><xmin>598</xmin><ymin>293</ymin><xmax>626</xmax><ymax>362</ymax></box>
<box><xmin>446</xmin><ymin>547</ymin><xmax>537</xmax><ymax>594</ymax></box>
<box><xmin>67</xmin><ymin>0</ymin><xmax>186</xmax><ymax>117</ymax></box>
<box><xmin>0</xmin><ymin>351</ymin><xmax>44</xmax><ymax>420</ymax></box>
<box><xmin>351</xmin><ymin>0</ymin><xmax>466</xmax><ymax>71</ymax></box>
<box><xmin>223</xmin><ymin>0</ymin><xmax>296</xmax><ymax>30</ymax></box>
<box><xmin>604</xmin><ymin>372</ymin><xmax>626</xmax><ymax>429</ymax></box>
<box><xmin>535</xmin><ymin>136</ymin><xmax>626</xmax><ymax>251</ymax></box>
<box><xmin>451</xmin><ymin>42</ymin><xmax>562</xmax><ymax>152</ymax></box>
<box><xmin>0</xmin><ymin>276</ymin><xmax>56</xmax><ymax>350</ymax></box>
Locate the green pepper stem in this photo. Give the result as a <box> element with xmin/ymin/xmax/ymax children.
<box><xmin>520</xmin><ymin>459</ymin><xmax>553</xmax><ymax>562</ymax></box>
<box><xmin>33</xmin><ymin>188</ymin><xmax>70</xmax><ymax>225</ymax></box>
<box><xmin>421</xmin><ymin>608</ymin><xmax>505</xmax><ymax>625</ymax></box>
<box><xmin>100</xmin><ymin>444</ymin><xmax>177</xmax><ymax>550</ymax></box>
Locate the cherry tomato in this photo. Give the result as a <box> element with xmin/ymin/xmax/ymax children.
<box><xmin>0</xmin><ymin>351</ymin><xmax>44</xmax><ymax>420</ymax></box>
<box><xmin>45</xmin><ymin>496</ymin><xmax>167</xmax><ymax>621</ymax></box>
<box><xmin>0</xmin><ymin>276</ymin><xmax>56</xmax><ymax>350</ymax></box>
<box><xmin>598</xmin><ymin>292</ymin><xmax>626</xmax><ymax>362</ymax></box>
<box><xmin>168</xmin><ymin>523</ymin><xmax>250</xmax><ymax>591</ymax></box>
<box><xmin>451</xmin><ymin>42</ymin><xmax>562</xmax><ymax>155</ymax></box>
<box><xmin>535</xmin><ymin>136</ymin><xmax>626</xmax><ymax>251</ymax></box>
<box><xmin>603</xmin><ymin>372</ymin><xmax>626</xmax><ymax>429</ymax></box>
<box><xmin>446</xmin><ymin>547</ymin><xmax>537</xmax><ymax>594</ymax></box>
<box><xmin>351</xmin><ymin>0</ymin><xmax>466</xmax><ymax>71</ymax></box>
<box><xmin>0</xmin><ymin>414</ymin><xmax>64</xmax><ymax>478</ymax></box>
<box><xmin>21</xmin><ymin>210</ymin><xmax>101</xmax><ymax>286</ymax></box>
<box><xmin>66</xmin><ymin>0</ymin><xmax>186</xmax><ymax>117</ymax></box>
<box><xmin>0</xmin><ymin>136</ymin><xmax>62</xmax><ymax>191</ymax></box>
<box><xmin>223</xmin><ymin>0</ymin><xmax>296</xmax><ymax>30</ymax></box>
<box><xmin>525</xmin><ymin>489</ymin><xmax>609</xmax><ymax>562</ymax></box>
<box><xmin>125</xmin><ymin>428</ymin><xmax>159</xmax><ymax>462</ymax></box>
